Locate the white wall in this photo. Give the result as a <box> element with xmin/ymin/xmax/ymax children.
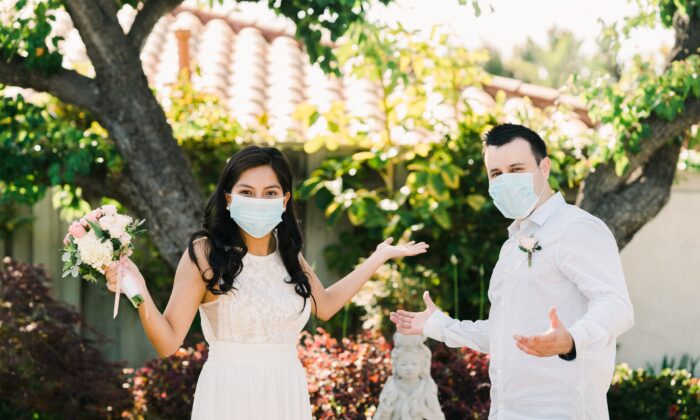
<box><xmin>617</xmin><ymin>172</ymin><xmax>700</xmax><ymax>371</ymax></box>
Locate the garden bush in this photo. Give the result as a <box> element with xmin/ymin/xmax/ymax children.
<box><xmin>123</xmin><ymin>343</ymin><xmax>208</xmax><ymax>420</ymax></box>
<box><xmin>608</xmin><ymin>363</ymin><xmax>700</xmax><ymax>420</ymax></box>
<box><xmin>0</xmin><ymin>257</ymin><xmax>131</xmax><ymax>419</ymax></box>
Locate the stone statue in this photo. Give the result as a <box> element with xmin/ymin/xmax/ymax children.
<box><xmin>374</xmin><ymin>333</ymin><xmax>444</xmax><ymax>420</ymax></box>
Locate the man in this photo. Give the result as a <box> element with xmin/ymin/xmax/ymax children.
<box><xmin>390</xmin><ymin>123</ymin><xmax>634</xmax><ymax>419</ymax></box>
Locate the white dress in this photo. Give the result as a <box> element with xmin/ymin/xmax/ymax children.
<box><xmin>191</xmin><ymin>240</ymin><xmax>312</xmax><ymax>419</ymax></box>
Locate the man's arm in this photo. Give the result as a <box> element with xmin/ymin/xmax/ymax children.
<box><xmin>390</xmin><ymin>291</ymin><xmax>490</xmax><ymax>353</ymax></box>
<box><xmin>423</xmin><ymin>310</ymin><xmax>490</xmax><ymax>353</ymax></box>
<box><xmin>556</xmin><ymin>216</ymin><xmax>635</xmax><ymax>359</ymax></box>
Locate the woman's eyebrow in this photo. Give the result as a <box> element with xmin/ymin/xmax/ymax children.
<box><xmin>236</xmin><ymin>184</ymin><xmax>281</xmax><ymax>189</ymax></box>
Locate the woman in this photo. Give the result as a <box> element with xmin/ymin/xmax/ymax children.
<box><xmin>105</xmin><ymin>146</ymin><xmax>428</xmax><ymax>419</ymax></box>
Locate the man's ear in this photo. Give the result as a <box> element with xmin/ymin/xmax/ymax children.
<box><xmin>542</xmin><ymin>156</ymin><xmax>552</xmax><ymax>178</ymax></box>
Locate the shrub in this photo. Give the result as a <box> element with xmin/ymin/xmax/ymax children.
<box><xmin>299</xmin><ymin>328</ymin><xmax>393</xmax><ymax>419</ymax></box>
<box><xmin>123</xmin><ymin>343</ymin><xmax>208</xmax><ymax>420</ymax></box>
<box><xmin>608</xmin><ymin>364</ymin><xmax>700</xmax><ymax>420</ymax></box>
<box><xmin>0</xmin><ymin>257</ymin><xmax>131</xmax><ymax>419</ymax></box>
<box><xmin>430</xmin><ymin>343</ymin><xmax>491</xmax><ymax>419</ymax></box>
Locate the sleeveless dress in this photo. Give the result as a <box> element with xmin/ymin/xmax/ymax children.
<box><xmin>190</xmin><ymin>240</ymin><xmax>312</xmax><ymax>419</ymax></box>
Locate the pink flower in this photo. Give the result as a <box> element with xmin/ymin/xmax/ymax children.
<box><xmin>63</xmin><ymin>233</ymin><xmax>71</xmax><ymax>245</ymax></box>
<box><xmin>86</xmin><ymin>209</ymin><xmax>102</xmax><ymax>223</ymax></box>
<box><xmin>68</xmin><ymin>222</ymin><xmax>87</xmax><ymax>238</ymax></box>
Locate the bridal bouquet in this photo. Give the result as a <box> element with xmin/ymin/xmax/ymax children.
<box><xmin>61</xmin><ymin>204</ymin><xmax>146</xmax><ymax>318</ymax></box>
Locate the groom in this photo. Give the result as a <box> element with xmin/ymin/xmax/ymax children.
<box><xmin>390</xmin><ymin>123</ymin><xmax>634</xmax><ymax>419</ymax></box>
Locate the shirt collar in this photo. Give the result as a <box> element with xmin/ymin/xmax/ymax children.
<box><xmin>507</xmin><ymin>192</ymin><xmax>566</xmax><ymax>237</ymax></box>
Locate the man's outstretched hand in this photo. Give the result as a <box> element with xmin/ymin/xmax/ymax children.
<box><xmin>389</xmin><ymin>291</ymin><xmax>439</xmax><ymax>335</ymax></box>
<box><xmin>514</xmin><ymin>307</ymin><xmax>574</xmax><ymax>357</ymax></box>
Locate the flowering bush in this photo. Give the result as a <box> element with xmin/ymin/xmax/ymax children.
<box><xmin>299</xmin><ymin>328</ymin><xmax>393</xmax><ymax>419</ymax></box>
<box><xmin>123</xmin><ymin>343</ymin><xmax>208</xmax><ymax>419</ymax></box>
<box><xmin>608</xmin><ymin>364</ymin><xmax>700</xmax><ymax>420</ymax></box>
<box><xmin>0</xmin><ymin>258</ymin><xmax>131</xmax><ymax>419</ymax></box>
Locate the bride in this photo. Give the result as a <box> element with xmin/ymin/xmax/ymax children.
<box><xmin>105</xmin><ymin>145</ymin><xmax>428</xmax><ymax>419</ymax></box>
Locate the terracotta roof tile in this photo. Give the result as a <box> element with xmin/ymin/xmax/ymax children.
<box><xmin>24</xmin><ymin>4</ymin><xmax>595</xmax><ymax>143</ymax></box>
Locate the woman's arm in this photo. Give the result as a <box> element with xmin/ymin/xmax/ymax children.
<box><xmin>106</xmin><ymin>240</ymin><xmax>208</xmax><ymax>357</ymax></box>
<box><xmin>301</xmin><ymin>238</ymin><xmax>427</xmax><ymax>321</ymax></box>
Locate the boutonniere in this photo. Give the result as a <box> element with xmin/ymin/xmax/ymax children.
<box><xmin>518</xmin><ymin>235</ymin><xmax>542</xmax><ymax>268</ymax></box>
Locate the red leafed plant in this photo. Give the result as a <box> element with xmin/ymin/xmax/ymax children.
<box><xmin>123</xmin><ymin>343</ymin><xmax>208</xmax><ymax>419</ymax></box>
<box><xmin>298</xmin><ymin>327</ymin><xmax>393</xmax><ymax>419</ymax></box>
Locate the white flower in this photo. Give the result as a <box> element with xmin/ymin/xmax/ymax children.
<box><xmin>75</xmin><ymin>230</ymin><xmax>114</xmax><ymax>273</ymax></box>
<box><xmin>98</xmin><ymin>213</ymin><xmax>131</xmax><ymax>239</ymax></box>
<box><xmin>101</xmin><ymin>205</ymin><xmax>117</xmax><ymax>216</ymax></box>
<box><xmin>119</xmin><ymin>232</ymin><xmax>132</xmax><ymax>245</ymax></box>
<box><xmin>99</xmin><ymin>215</ymin><xmax>114</xmax><ymax>231</ymax></box>
<box><xmin>519</xmin><ymin>236</ymin><xmax>538</xmax><ymax>252</ymax></box>
<box><xmin>518</xmin><ymin>235</ymin><xmax>542</xmax><ymax>268</ymax></box>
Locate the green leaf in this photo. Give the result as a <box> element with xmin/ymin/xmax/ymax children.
<box><xmin>86</xmin><ymin>219</ymin><xmax>106</xmax><ymax>240</ymax></box>
<box><xmin>432</xmin><ymin>205</ymin><xmax>451</xmax><ymax>229</ymax></box>
<box><xmin>466</xmin><ymin>194</ymin><xmax>487</xmax><ymax>211</ymax></box>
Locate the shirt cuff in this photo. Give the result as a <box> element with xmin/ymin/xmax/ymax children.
<box><xmin>567</xmin><ymin>324</ymin><xmax>590</xmax><ymax>359</ymax></box>
<box><xmin>422</xmin><ymin>310</ymin><xmax>452</xmax><ymax>342</ymax></box>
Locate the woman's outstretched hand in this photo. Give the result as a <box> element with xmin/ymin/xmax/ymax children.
<box><xmin>374</xmin><ymin>237</ymin><xmax>429</xmax><ymax>261</ymax></box>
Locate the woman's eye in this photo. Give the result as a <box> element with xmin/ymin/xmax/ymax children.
<box><xmin>239</xmin><ymin>191</ymin><xmax>252</xmax><ymax>196</ymax></box>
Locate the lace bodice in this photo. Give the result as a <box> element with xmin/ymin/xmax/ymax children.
<box><xmin>198</xmin><ymin>243</ymin><xmax>311</xmax><ymax>345</ymax></box>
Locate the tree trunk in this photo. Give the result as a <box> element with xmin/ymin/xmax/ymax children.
<box><xmin>63</xmin><ymin>1</ymin><xmax>204</xmax><ymax>269</ymax></box>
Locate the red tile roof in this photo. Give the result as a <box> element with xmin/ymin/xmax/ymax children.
<box><xmin>42</xmin><ymin>2</ymin><xmax>593</xmax><ymax>143</ymax></box>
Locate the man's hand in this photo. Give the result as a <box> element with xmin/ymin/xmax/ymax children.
<box><xmin>514</xmin><ymin>307</ymin><xmax>574</xmax><ymax>357</ymax></box>
<box><xmin>389</xmin><ymin>291</ymin><xmax>439</xmax><ymax>335</ymax></box>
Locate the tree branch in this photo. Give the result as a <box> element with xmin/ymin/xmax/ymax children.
<box><xmin>576</xmin><ymin>4</ymin><xmax>700</xmax><ymax>248</ymax></box>
<box><xmin>577</xmin><ymin>97</ymin><xmax>700</xmax><ymax>207</ymax></box>
<box><xmin>128</xmin><ymin>0</ymin><xmax>184</xmax><ymax>52</ymax></box>
<box><xmin>582</xmin><ymin>141</ymin><xmax>682</xmax><ymax>249</ymax></box>
<box><xmin>0</xmin><ymin>56</ymin><xmax>100</xmax><ymax>112</ymax></box>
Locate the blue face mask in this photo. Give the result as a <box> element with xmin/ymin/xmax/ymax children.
<box><xmin>228</xmin><ymin>194</ymin><xmax>285</xmax><ymax>238</ymax></box>
<box><xmin>488</xmin><ymin>164</ymin><xmax>546</xmax><ymax>220</ymax></box>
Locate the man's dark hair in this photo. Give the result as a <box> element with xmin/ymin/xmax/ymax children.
<box><xmin>483</xmin><ymin>123</ymin><xmax>548</xmax><ymax>164</ymax></box>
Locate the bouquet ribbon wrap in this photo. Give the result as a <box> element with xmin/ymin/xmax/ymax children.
<box><xmin>113</xmin><ymin>254</ymin><xmax>148</xmax><ymax>319</ymax></box>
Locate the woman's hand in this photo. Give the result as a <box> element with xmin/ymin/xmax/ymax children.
<box><xmin>374</xmin><ymin>237</ymin><xmax>429</xmax><ymax>262</ymax></box>
<box><xmin>104</xmin><ymin>257</ymin><xmax>147</xmax><ymax>294</ymax></box>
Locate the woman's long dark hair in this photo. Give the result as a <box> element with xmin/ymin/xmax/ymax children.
<box><xmin>187</xmin><ymin>146</ymin><xmax>312</xmax><ymax>310</ymax></box>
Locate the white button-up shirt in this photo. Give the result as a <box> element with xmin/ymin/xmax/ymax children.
<box><xmin>423</xmin><ymin>192</ymin><xmax>634</xmax><ymax>419</ymax></box>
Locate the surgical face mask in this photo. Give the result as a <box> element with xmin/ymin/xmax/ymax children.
<box><xmin>488</xmin><ymin>163</ymin><xmax>546</xmax><ymax>220</ymax></box>
<box><xmin>228</xmin><ymin>194</ymin><xmax>285</xmax><ymax>238</ymax></box>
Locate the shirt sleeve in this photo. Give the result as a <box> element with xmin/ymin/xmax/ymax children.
<box><xmin>556</xmin><ymin>216</ymin><xmax>634</xmax><ymax>360</ymax></box>
<box><xmin>422</xmin><ymin>310</ymin><xmax>490</xmax><ymax>353</ymax></box>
